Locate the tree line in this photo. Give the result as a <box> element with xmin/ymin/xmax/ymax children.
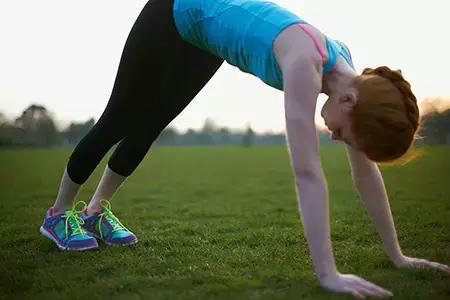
<box><xmin>0</xmin><ymin>104</ymin><xmax>287</xmax><ymax>148</ymax></box>
<box><xmin>1</xmin><ymin>101</ymin><xmax>449</xmax><ymax>148</ymax></box>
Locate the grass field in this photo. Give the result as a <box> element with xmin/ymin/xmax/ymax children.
<box><xmin>0</xmin><ymin>145</ymin><xmax>449</xmax><ymax>299</ymax></box>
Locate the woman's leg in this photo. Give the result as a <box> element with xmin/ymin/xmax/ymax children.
<box><xmin>76</xmin><ymin>0</ymin><xmax>224</xmax><ymax>212</ymax></box>
<box><xmin>53</xmin><ymin>105</ymin><xmax>129</xmax><ymax>214</ymax></box>
<box><xmin>52</xmin><ymin>0</ymin><xmax>164</xmax><ymax>213</ymax></box>
<box><xmin>107</xmin><ymin>45</ymin><xmax>224</xmax><ymax>179</ymax></box>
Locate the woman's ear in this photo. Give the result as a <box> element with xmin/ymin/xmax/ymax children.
<box><xmin>338</xmin><ymin>92</ymin><xmax>357</xmax><ymax>114</ymax></box>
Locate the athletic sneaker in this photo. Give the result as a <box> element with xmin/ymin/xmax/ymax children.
<box><xmin>81</xmin><ymin>199</ymin><xmax>137</xmax><ymax>246</ymax></box>
<box><xmin>40</xmin><ymin>201</ymin><xmax>99</xmax><ymax>251</ymax></box>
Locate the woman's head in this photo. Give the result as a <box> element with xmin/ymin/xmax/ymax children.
<box><xmin>321</xmin><ymin>66</ymin><xmax>420</xmax><ymax>162</ymax></box>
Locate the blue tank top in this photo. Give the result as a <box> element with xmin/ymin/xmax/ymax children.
<box><xmin>173</xmin><ymin>0</ymin><xmax>354</xmax><ymax>90</ymax></box>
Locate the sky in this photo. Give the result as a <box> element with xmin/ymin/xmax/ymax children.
<box><xmin>1</xmin><ymin>0</ymin><xmax>449</xmax><ymax>133</ymax></box>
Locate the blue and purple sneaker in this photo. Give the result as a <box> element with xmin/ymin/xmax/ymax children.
<box><xmin>40</xmin><ymin>201</ymin><xmax>98</xmax><ymax>251</ymax></box>
<box><xmin>81</xmin><ymin>199</ymin><xmax>137</xmax><ymax>247</ymax></box>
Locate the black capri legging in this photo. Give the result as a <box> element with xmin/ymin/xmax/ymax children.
<box><xmin>67</xmin><ymin>0</ymin><xmax>224</xmax><ymax>184</ymax></box>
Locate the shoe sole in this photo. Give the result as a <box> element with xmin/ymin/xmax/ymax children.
<box><xmin>40</xmin><ymin>226</ymin><xmax>98</xmax><ymax>251</ymax></box>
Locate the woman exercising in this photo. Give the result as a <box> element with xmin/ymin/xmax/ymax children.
<box><xmin>40</xmin><ymin>0</ymin><xmax>450</xmax><ymax>298</ymax></box>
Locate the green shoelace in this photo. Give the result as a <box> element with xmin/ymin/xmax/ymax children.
<box><xmin>97</xmin><ymin>199</ymin><xmax>131</xmax><ymax>239</ymax></box>
<box><xmin>64</xmin><ymin>201</ymin><xmax>88</xmax><ymax>239</ymax></box>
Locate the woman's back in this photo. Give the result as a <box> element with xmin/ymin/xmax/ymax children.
<box><xmin>173</xmin><ymin>0</ymin><xmax>303</xmax><ymax>89</ymax></box>
<box><xmin>173</xmin><ymin>0</ymin><xmax>353</xmax><ymax>90</ymax></box>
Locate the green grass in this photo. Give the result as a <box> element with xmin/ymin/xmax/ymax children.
<box><xmin>0</xmin><ymin>146</ymin><xmax>449</xmax><ymax>299</ymax></box>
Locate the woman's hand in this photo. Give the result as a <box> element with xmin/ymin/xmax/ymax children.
<box><xmin>319</xmin><ymin>272</ymin><xmax>393</xmax><ymax>299</ymax></box>
<box><xmin>393</xmin><ymin>255</ymin><xmax>450</xmax><ymax>274</ymax></box>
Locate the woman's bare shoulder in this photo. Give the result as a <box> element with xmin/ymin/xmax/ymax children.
<box><xmin>273</xmin><ymin>23</ymin><xmax>323</xmax><ymax>74</ymax></box>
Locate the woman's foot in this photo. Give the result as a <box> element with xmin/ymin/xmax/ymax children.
<box><xmin>40</xmin><ymin>201</ymin><xmax>98</xmax><ymax>251</ymax></box>
<box><xmin>81</xmin><ymin>199</ymin><xmax>138</xmax><ymax>246</ymax></box>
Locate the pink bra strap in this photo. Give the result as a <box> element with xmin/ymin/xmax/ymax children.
<box><xmin>297</xmin><ymin>23</ymin><xmax>328</xmax><ymax>64</ymax></box>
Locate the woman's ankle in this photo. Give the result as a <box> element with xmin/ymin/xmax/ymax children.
<box><xmin>86</xmin><ymin>202</ymin><xmax>103</xmax><ymax>216</ymax></box>
<box><xmin>52</xmin><ymin>205</ymin><xmax>69</xmax><ymax>216</ymax></box>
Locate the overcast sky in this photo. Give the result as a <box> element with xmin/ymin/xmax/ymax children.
<box><xmin>1</xmin><ymin>0</ymin><xmax>449</xmax><ymax>133</ymax></box>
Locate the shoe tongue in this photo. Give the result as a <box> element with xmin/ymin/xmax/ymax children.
<box><xmin>100</xmin><ymin>207</ymin><xmax>112</xmax><ymax>215</ymax></box>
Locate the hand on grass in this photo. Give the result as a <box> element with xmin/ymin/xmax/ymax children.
<box><xmin>319</xmin><ymin>272</ymin><xmax>393</xmax><ymax>299</ymax></box>
<box><xmin>393</xmin><ymin>255</ymin><xmax>450</xmax><ymax>275</ymax></box>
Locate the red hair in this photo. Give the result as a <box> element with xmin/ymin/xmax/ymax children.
<box><xmin>351</xmin><ymin>66</ymin><xmax>420</xmax><ymax>162</ymax></box>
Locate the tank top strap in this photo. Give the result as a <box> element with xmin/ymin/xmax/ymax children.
<box><xmin>297</xmin><ymin>23</ymin><xmax>355</xmax><ymax>73</ymax></box>
<box><xmin>297</xmin><ymin>23</ymin><xmax>328</xmax><ymax>65</ymax></box>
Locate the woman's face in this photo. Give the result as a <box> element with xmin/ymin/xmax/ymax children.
<box><xmin>321</xmin><ymin>96</ymin><xmax>358</xmax><ymax>147</ymax></box>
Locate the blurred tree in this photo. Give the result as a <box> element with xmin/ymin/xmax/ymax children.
<box><xmin>62</xmin><ymin>118</ymin><xmax>95</xmax><ymax>145</ymax></box>
<box><xmin>242</xmin><ymin>122</ymin><xmax>255</xmax><ymax>147</ymax></box>
<box><xmin>0</xmin><ymin>111</ymin><xmax>7</xmax><ymax>125</ymax></box>
<box><xmin>182</xmin><ymin>128</ymin><xmax>198</xmax><ymax>145</ymax></box>
<box><xmin>216</xmin><ymin>127</ymin><xmax>232</xmax><ymax>145</ymax></box>
<box><xmin>0</xmin><ymin>111</ymin><xmax>20</xmax><ymax>146</ymax></box>
<box><xmin>420</xmin><ymin>96</ymin><xmax>450</xmax><ymax>115</ymax></box>
<box><xmin>156</xmin><ymin>127</ymin><xmax>179</xmax><ymax>146</ymax></box>
<box><xmin>198</xmin><ymin>118</ymin><xmax>215</xmax><ymax>145</ymax></box>
<box><xmin>202</xmin><ymin>118</ymin><xmax>216</xmax><ymax>133</ymax></box>
<box><xmin>37</xmin><ymin>116</ymin><xmax>58</xmax><ymax>146</ymax></box>
<box><xmin>420</xmin><ymin>109</ymin><xmax>450</xmax><ymax>144</ymax></box>
<box><xmin>14</xmin><ymin>104</ymin><xmax>57</xmax><ymax>146</ymax></box>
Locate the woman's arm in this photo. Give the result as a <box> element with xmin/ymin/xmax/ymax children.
<box><xmin>346</xmin><ymin>145</ymin><xmax>450</xmax><ymax>274</ymax></box>
<box><xmin>284</xmin><ymin>59</ymin><xmax>337</xmax><ymax>280</ymax></box>
<box><xmin>282</xmin><ymin>52</ymin><xmax>392</xmax><ymax>298</ymax></box>
<box><xmin>345</xmin><ymin>145</ymin><xmax>403</xmax><ymax>262</ymax></box>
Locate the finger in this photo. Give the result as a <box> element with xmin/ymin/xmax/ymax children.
<box><xmin>428</xmin><ymin>262</ymin><xmax>450</xmax><ymax>274</ymax></box>
<box><xmin>352</xmin><ymin>282</ymin><xmax>381</xmax><ymax>298</ymax></box>
<box><xmin>358</xmin><ymin>278</ymin><xmax>393</xmax><ymax>298</ymax></box>
<box><xmin>418</xmin><ymin>259</ymin><xmax>430</xmax><ymax>268</ymax></box>
<box><xmin>352</xmin><ymin>279</ymin><xmax>392</xmax><ymax>298</ymax></box>
<box><xmin>429</xmin><ymin>261</ymin><xmax>449</xmax><ymax>270</ymax></box>
<box><xmin>352</xmin><ymin>280</ymin><xmax>388</xmax><ymax>298</ymax></box>
<box><xmin>437</xmin><ymin>263</ymin><xmax>450</xmax><ymax>274</ymax></box>
<box><xmin>342</xmin><ymin>287</ymin><xmax>366</xmax><ymax>299</ymax></box>
<box><xmin>415</xmin><ymin>260</ymin><xmax>427</xmax><ymax>269</ymax></box>
<box><xmin>356</xmin><ymin>279</ymin><xmax>392</xmax><ymax>297</ymax></box>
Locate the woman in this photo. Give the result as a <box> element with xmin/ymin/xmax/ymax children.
<box><xmin>40</xmin><ymin>0</ymin><xmax>450</xmax><ymax>298</ymax></box>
